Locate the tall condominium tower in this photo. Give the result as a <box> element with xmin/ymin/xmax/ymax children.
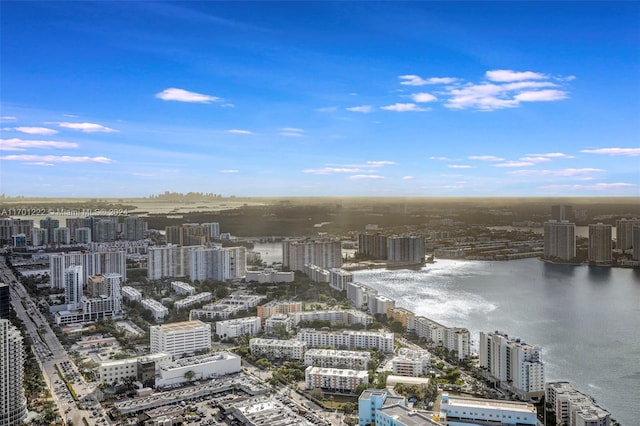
<box><xmin>588</xmin><ymin>223</ymin><xmax>612</xmax><ymax>263</ymax></box>
<box><xmin>0</xmin><ymin>283</ymin><xmax>9</xmax><ymax>320</ymax></box>
<box><xmin>615</xmin><ymin>218</ymin><xmax>640</xmax><ymax>252</ymax></box>
<box><xmin>123</xmin><ymin>215</ymin><xmax>146</xmax><ymax>241</ymax></box>
<box><xmin>282</xmin><ymin>239</ymin><xmax>342</xmax><ymax>271</ymax></box>
<box><xmin>65</xmin><ymin>265</ymin><xmax>84</xmax><ymax>310</ymax></box>
<box><xmin>551</xmin><ymin>205</ymin><xmax>573</xmax><ymax>221</ymax></box>
<box><xmin>633</xmin><ymin>225</ymin><xmax>640</xmax><ymax>261</ymax></box>
<box><xmin>39</xmin><ymin>217</ymin><xmax>60</xmax><ymax>244</ymax></box>
<box><xmin>0</xmin><ymin>319</ymin><xmax>28</xmax><ymax>426</ymax></box>
<box><xmin>543</xmin><ymin>221</ymin><xmax>576</xmax><ymax>260</ymax></box>
<box><xmin>357</xmin><ymin>233</ymin><xmax>388</xmax><ymax>259</ymax></box>
<box><xmin>479</xmin><ymin>331</ymin><xmax>545</xmax><ymax>400</ymax></box>
<box><xmin>387</xmin><ymin>235</ymin><xmax>425</xmax><ymax>264</ymax></box>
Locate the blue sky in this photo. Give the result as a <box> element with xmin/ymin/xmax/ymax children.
<box><xmin>1</xmin><ymin>1</ymin><xmax>638</xmax><ymax>197</ymax></box>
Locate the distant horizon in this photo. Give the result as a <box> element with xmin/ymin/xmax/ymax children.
<box><xmin>1</xmin><ymin>2</ymin><xmax>638</xmax><ymax>197</ymax></box>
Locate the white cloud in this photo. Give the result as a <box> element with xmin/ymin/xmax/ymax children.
<box><xmin>1</xmin><ymin>138</ymin><xmax>78</xmax><ymax>151</ymax></box>
<box><xmin>508</xmin><ymin>168</ymin><xmax>604</xmax><ymax>176</ymax></box>
<box><xmin>0</xmin><ymin>116</ymin><xmax>17</xmax><ymax>121</ymax></box>
<box><xmin>580</xmin><ymin>148</ymin><xmax>640</xmax><ymax>156</ymax></box>
<box><xmin>515</xmin><ymin>89</ymin><xmax>568</xmax><ymax>102</ymax></box>
<box><xmin>528</xmin><ymin>152</ymin><xmax>575</xmax><ymax>159</ymax></box>
<box><xmin>346</xmin><ymin>105</ymin><xmax>373</xmax><ymax>113</ymax></box>
<box><xmin>348</xmin><ymin>174</ymin><xmax>384</xmax><ymax>180</ymax></box>
<box><xmin>367</xmin><ymin>161</ymin><xmax>396</xmax><ymax>167</ymax></box>
<box><xmin>1</xmin><ymin>154</ymin><xmax>113</xmax><ymax>164</ymax></box>
<box><xmin>227</xmin><ymin>129</ymin><xmax>253</xmax><ymax>134</ymax></box>
<box><xmin>411</xmin><ymin>93</ymin><xmax>438</xmax><ymax>103</ymax></box>
<box><xmin>448</xmin><ymin>164</ymin><xmax>473</xmax><ymax>169</ymax></box>
<box><xmin>468</xmin><ymin>155</ymin><xmax>504</xmax><ymax>161</ymax></box>
<box><xmin>429</xmin><ymin>156</ymin><xmax>456</xmax><ymax>161</ymax></box>
<box><xmin>58</xmin><ymin>122</ymin><xmax>118</xmax><ymax>133</ymax></box>
<box><xmin>155</xmin><ymin>87</ymin><xmax>221</xmax><ymax>103</ymax></box>
<box><xmin>502</xmin><ymin>81</ymin><xmax>558</xmax><ymax>91</ymax></box>
<box><xmin>494</xmin><ymin>161</ymin><xmax>536</xmax><ymax>168</ymax></box>
<box><xmin>10</xmin><ymin>126</ymin><xmax>59</xmax><ymax>135</ymax></box>
<box><xmin>519</xmin><ymin>156</ymin><xmax>551</xmax><ymax>163</ymax></box>
<box><xmin>380</xmin><ymin>103</ymin><xmax>427</xmax><ymax>112</ymax></box>
<box><xmin>399</xmin><ymin>75</ymin><xmax>458</xmax><ymax>86</ymax></box>
<box><xmin>303</xmin><ymin>167</ymin><xmax>362</xmax><ymax>175</ymax></box>
<box><xmin>538</xmin><ymin>183</ymin><xmax>636</xmax><ymax>191</ymax></box>
<box><xmin>486</xmin><ymin>69</ymin><xmax>547</xmax><ymax>82</ymax></box>
<box><xmin>280</xmin><ymin>127</ymin><xmax>304</xmax><ymax>137</ymax></box>
<box><xmin>402</xmin><ymin>176</ymin><xmax>415</xmax><ymax>180</ymax></box>
<box><xmin>26</xmin><ymin>162</ymin><xmax>54</xmax><ymax>166</ymax></box>
<box><xmin>218</xmin><ymin>169</ymin><xmax>239</xmax><ymax>173</ymax></box>
<box><xmin>315</xmin><ymin>106</ymin><xmax>338</xmax><ymax>113</ymax></box>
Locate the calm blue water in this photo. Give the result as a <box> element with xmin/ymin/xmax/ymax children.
<box><xmin>352</xmin><ymin>259</ymin><xmax>640</xmax><ymax>425</ymax></box>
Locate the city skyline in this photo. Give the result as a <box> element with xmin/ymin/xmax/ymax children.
<box><xmin>1</xmin><ymin>2</ymin><xmax>638</xmax><ymax>197</ymax></box>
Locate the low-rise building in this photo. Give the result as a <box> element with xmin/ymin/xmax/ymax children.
<box><xmin>257</xmin><ymin>300</ymin><xmax>303</xmax><ymax>319</ymax></box>
<box><xmin>304</xmin><ymin>349</ymin><xmax>371</xmax><ymax>370</ymax></box>
<box><xmin>546</xmin><ymin>382</ymin><xmax>610</xmax><ymax>426</ymax></box>
<box><xmin>296</xmin><ymin>329</ymin><xmax>394</xmax><ymax>353</ymax></box>
<box><xmin>142</xmin><ymin>298</ymin><xmax>169</xmax><ymax>322</ymax></box>
<box><xmin>245</xmin><ymin>268</ymin><xmax>294</xmax><ymax>283</ymax></box>
<box><xmin>249</xmin><ymin>338</ymin><xmax>307</xmax><ymax>361</ymax></box>
<box><xmin>121</xmin><ymin>286</ymin><xmax>142</xmax><ymax>302</ymax></box>
<box><xmin>303</xmin><ymin>264</ymin><xmax>330</xmax><ymax>283</ymax></box>
<box><xmin>174</xmin><ymin>292</ymin><xmax>212</xmax><ymax>310</ymax></box>
<box><xmin>150</xmin><ymin>320</ymin><xmax>212</xmax><ymax>358</ymax></box>
<box><xmin>440</xmin><ymin>393</ymin><xmax>537</xmax><ymax>425</ymax></box>
<box><xmin>391</xmin><ymin>348</ymin><xmax>431</xmax><ymax>377</ymax></box>
<box><xmin>215</xmin><ymin>316</ymin><xmax>262</xmax><ymax>339</ymax></box>
<box><xmin>171</xmin><ymin>281</ymin><xmax>195</xmax><ymax>296</ymax></box>
<box><xmin>386</xmin><ymin>306</ymin><xmax>415</xmax><ymax>328</ymax></box>
<box><xmin>408</xmin><ymin>316</ymin><xmax>471</xmax><ymax>360</ymax></box>
<box><xmin>98</xmin><ymin>352</ymin><xmax>173</xmax><ymax>385</ymax></box>
<box><xmin>264</xmin><ymin>314</ymin><xmax>294</xmax><ymax>336</ymax></box>
<box><xmin>155</xmin><ymin>352</ymin><xmax>241</xmax><ymax>388</ymax></box>
<box><xmin>329</xmin><ymin>268</ymin><xmax>352</xmax><ymax>292</ymax></box>
<box><xmin>305</xmin><ymin>366</ymin><xmax>368</xmax><ymax>393</ymax></box>
<box><xmin>292</xmin><ymin>309</ymin><xmax>373</xmax><ymax>327</ymax></box>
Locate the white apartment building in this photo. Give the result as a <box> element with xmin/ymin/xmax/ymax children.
<box><xmin>155</xmin><ymin>352</ymin><xmax>241</xmax><ymax>388</ymax></box>
<box><xmin>304</xmin><ymin>349</ymin><xmax>371</xmax><ymax>370</ymax></box>
<box><xmin>121</xmin><ymin>286</ymin><xmax>142</xmax><ymax>302</ymax></box>
<box><xmin>546</xmin><ymin>382</ymin><xmax>610</xmax><ymax>426</ymax></box>
<box><xmin>616</xmin><ymin>218</ymin><xmax>640</xmax><ymax>252</ymax></box>
<box><xmin>282</xmin><ymin>239</ymin><xmax>342</xmax><ymax>271</ymax></box>
<box><xmin>292</xmin><ymin>309</ymin><xmax>373</xmax><ymax>327</ymax></box>
<box><xmin>174</xmin><ymin>292</ymin><xmax>212</xmax><ymax>310</ymax></box>
<box><xmin>257</xmin><ymin>300</ymin><xmax>303</xmax><ymax>319</ymax></box>
<box><xmin>189</xmin><ymin>246</ymin><xmax>246</xmax><ymax>282</ymax></box>
<box><xmin>75</xmin><ymin>227</ymin><xmax>92</xmax><ymax>244</ymax></box>
<box><xmin>329</xmin><ymin>268</ymin><xmax>352</xmax><ymax>291</ymax></box>
<box><xmin>387</xmin><ymin>235</ymin><xmax>425</xmax><ymax>264</ymax></box>
<box><xmin>215</xmin><ymin>316</ymin><xmax>262</xmax><ymax>339</ymax></box>
<box><xmin>305</xmin><ymin>366</ymin><xmax>369</xmax><ymax>393</ymax></box>
<box><xmin>479</xmin><ymin>331</ymin><xmax>545</xmax><ymax>400</ymax></box>
<box><xmin>171</xmin><ymin>281</ymin><xmax>195</xmax><ymax>296</ymax></box>
<box><xmin>407</xmin><ymin>316</ymin><xmax>471</xmax><ymax>360</ymax></box>
<box><xmin>50</xmin><ymin>251</ymin><xmax>126</xmax><ymax>289</ymax></box>
<box><xmin>142</xmin><ymin>298</ymin><xmax>169</xmax><ymax>322</ymax></box>
<box><xmin>1</xmin><ymin>319</ymin><xmax>28</xmax><ymax>426</ymax></box>
<box><xmin>440</xmin><ymin>393</ymin><xmax>537</xmax><ymax>425</ymax></box>
<box><xmin>391</xmin><ymin>348</ymin><xmax>431</xmax><ymax>377</ymax></box>
<box><xmin>346</xmin><ymin>282</ymin><xmax>379</xmax><ymax>311</ymax></box>
<box><xmin>264</xmin><ymin>314</ymin><xmax>294</xmax><ymax>336</ymax></box>
<box><xmin>150</xmin><ymin>320</ymin><xmax>212</xmax><ymax>358</ymax></box>
<box><xmin>245</xmin><ymin>268</ymin><xmax>294</xmax><ymax>283</ymax></box>
<box><xmin>190</xmin><ymin>294</ymin><xmax>266</xmax><ymax>320</ymax></box>
<box><xmin>303</xmin><ymin>264</ymin><xmax>330</xmax><ymax>283</ymax></box>
<box><xmin>54</xmin><ymin>227</ymin><xmax>71</xmax><ymax>244</ymax></box>
<box><xmin>296</xmin><ymin>329</ymin><xmax>394</xmax><ymax>353</ymax></box>
<box><xmin>147</xmin><ymin>245</ymin><xmax>200</xmax><ymax>280</ymax></box>
<box><xmin>249</xmin><ymin>338</ymin><xmax>307</xmax><ymax>361</ymax></box>
<box><xmin>544</xmin><ymin>220</ymin><xmax>576</xmax><ymax>260</ymax></box>
<box><xmin>64</xmin><ymin>265</ymin><xmax>84</xmax><ymax>310</ymax></box>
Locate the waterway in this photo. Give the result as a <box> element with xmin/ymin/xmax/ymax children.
<box><xmin>352</xmin><ymin>259</ymin><xmax>640</xmax><ymax>425</ymax></box>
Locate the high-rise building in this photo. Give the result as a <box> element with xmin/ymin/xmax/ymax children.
<box><xmin>189</xmin><ymin>246</ymin><xmax>246</xmax><ymax>281</ymax></box>
<box><xmin>588</xmin><ymin>223</ymin><xmax>612</xmax><ymax>263</ymax></box>
<box><xmin>75</xmin><ymin>227</ymin><xmax>92</xmax><ymax>244</ymax></box>
<box><xmin>201</xmin><ymin>222</ymin><xmax>220</xmax><ymax>239</ymax></box>
<box><xmin>53</xmin><ymin>227</ymin><xmax>71</xmax><ymax>244</ymax></box>
<box><xmin>479</xmin><ymin>331</ymin><xmax>545</xmax><ymax>400</ymax></box>
<box><xmin>39</xmin><ymin>217</ymin><xmax>59</xmax><ymax>244</ymax></box>
<box><xmin>0</xmin><ymin>319</ymin><xmax>28</xmax><ymax>426</ymax></box>
<box><xmin>615</xmin><ymin>218</ymin><xmax>640</xmax><ymax>252</ymax></box>
<box><xmin>0</xmin><ymin>219</ymin><xmax>34</xmax><ymax>245</ymax></box>
<box><xmin>357</xmin><ymin>233</ymin><xmax>388</xmax><ymax>259</ymax></box>
<box><xmin>123</xmin><ymin>215</ymin><xmax>146</xmax><ymax>241</ymax></box>
<box><xmin>282</xmin><ymin>239</ymin><xmax>342</xmax><ymax>271</ymax></box>
<box><xmin>387</xmin><ymin>235</ymin><xmax>425</xmax><ymax>264</ymax></box>
<box><xmin>65</xmin><ymin>265</ymin><xmax>84</xmax><ymax>310</ymax></box>
<box><xmin>551</xmin><ymin>205</ymin><xmax>574</xmax><ymax>221</ymax></box>
<box><xmin>633</xmin><ymin>224</ymin><xmax>640</xmax><ymax>261</ymax></box>
<box><xmin>31</xmin><ymin>228</ymin><xmax>47</xmax><ymax>246</ymax></box>
<box><xmin>149</xmin><ymin>320</ymin><xmax>212</xmax><ymax>358</ymax></box>
<box><xmin>147</xmin><ymin>245</ymin><xmax>201</xmax><ymax>280</ymax></box>
<box><xmin>94</xmin><ymin>219</ymin><xmax>117</xmax><ymax>242</ymax></box>
<box><xmin>165</xmin><ymin>224</ymin><xmax>211</xmax><ymax>245</ymax></box>
<box><xmin>0</xmin><ymin>284</ymin><xmax>9</xmax><ymax>320</ymax></box>
<box><xmin>543</xmin><ymin>220</ymin><xmax>576</xmax><ymax>260</ymax></box>
<box><xmin>50</xmin><ymin>251</ymin><xmax>126</xmax><ymax>289</ymax></box>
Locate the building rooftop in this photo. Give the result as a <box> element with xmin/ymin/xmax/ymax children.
<box><xmin>443</xmin><ymin>394</ymin><xmax>535</xmax><ymax>413</ymax></box>
<box><xmin>377</xmin><ymin>404</ymin><xmax>442</xmax><ymax>426</ymax></box>
<box><xmin>153</xmin><ymin>320</ymin><xmax>209</xmax><ymax>331</ymax></box>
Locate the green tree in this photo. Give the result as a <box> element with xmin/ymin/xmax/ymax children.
<box><xmin>309</xmin><ymin>387</ymin><xmax>324</xmax><ymax>401</ymax></box>
<box><xmin>184</xmin><ymin>370</ymin><xmax>196</xmax><ymax>381</ymax></box>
